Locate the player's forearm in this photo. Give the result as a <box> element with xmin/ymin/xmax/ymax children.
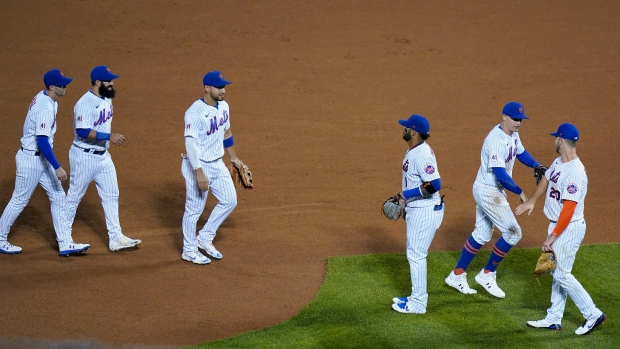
<box><xmin>528</xmin><ymin>176</ymin><xmax>549</xmax><ymax>202</ymax></box>
<box><xmin>36</xmin><ymin>136</ymin><xmax>61</xmax><ymax>169</ymax></box>
<box><xmin>402</xmin><ymin>178</ymin><xmax>441</xmax><ymax>199</ymax></box>
<box><xmin>76</xmin><ymin>128</ymin><xmax>110</xmax><ymax>140</ymax></box>
<box><xmin>492</xmin><ymin>167</ymin><xmax>522</xmax><ymax>195</ymax></box>
<box><xmin>184</xmin><ymin>137</ymin><xmax>201</xmax><ymax>170</ymax></box>
<box><xmin>516</xmin><ymin>150</ymin><xmax>540</xmax><ymax>168</ymax></box>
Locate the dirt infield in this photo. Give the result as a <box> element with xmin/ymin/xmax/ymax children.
<box><xmin>1</xmin><ymin>1</ymin><xmax>618</xmax><ymax>347</ymax></box>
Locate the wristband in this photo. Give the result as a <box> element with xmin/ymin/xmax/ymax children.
<box><xmin>96</xmin><ymin>132</ymin><xmax>111</xmax><ymax>141</ymax></box>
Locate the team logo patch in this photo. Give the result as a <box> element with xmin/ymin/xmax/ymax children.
<box><xmin>567</xmin><ymin>183</ymin><xmax>578</xmax><ymax>194</ymax></box>
<box><xmin>424</xmin><ymin>164</ymin><xmax>436</xmax><ymax>174</ymax></box>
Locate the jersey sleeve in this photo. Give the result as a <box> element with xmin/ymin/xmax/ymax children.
<box><xmin>33</xmin><ymin>109</ymin><xmax>55</xmax><ymax>138</ymax></box>
<box><xmin>74</xmin><ymin>100</ymin><xmax>95</xmax><ymax>129</ymax></box>
<box><xmin>486</xmin><ymin>141</ymin><xmax>507</xmax><ymax>169</ymax></box>
<box><xmin>560</xmin><ymin>174</ymin><xmax>586</xmax><ymax>204</ymax></box>
<box><xmin>184</xmin><ymin>112</ymin><xmax>202</xmax><ymax>138</ymax></box>
<box><xmin>223</xmin><ymin>104</ymin><xmax>231</xmax><ymax>131</ymax></box>
<box><xmin>515</xmin><ymin>134</ymin><xmax>526</xmax><ymax>155</ymax></box>
<box><xmin>414</xmin><ymin>155</ymin><xmax>440</xmax><ymax>182</ymax></box>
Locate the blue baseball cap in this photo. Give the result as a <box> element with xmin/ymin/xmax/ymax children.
<box><xmin>203</xmin><ymin>71</ymin><xmax>231</xmax><ymax>87</ymax></box>
<box><xmin>398</xmin><ymin>114</ymin><xmax>430</xmax><ymax>135</ymax></box>
<box><xmin>91</xmin><ymin>65</ymin><xmax>119</xmax><ymax>81</ymax></box>
<box><xmin>502</xmin><ymin>101</ymin><xmax>529</xmax><ymax>120</ymax></box>
<box><xmin>550</xmin><ymin>123</ymin><xmax>579</xmax><ymax>141</ymax></box>
<box><xmin>43</xmin><ymin>69</ymin><xmax>73</xmax><ymax>87</ymax></box>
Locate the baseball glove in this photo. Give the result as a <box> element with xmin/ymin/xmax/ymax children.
<box><xmin>534</xmin><ymin>250</ymin><xmax>557</xmax><ymax>276</ymax></box>
<box><xmin>229</xmin><ymin>162</ymin><xmax>254</xmax><ymax>189</ymax></box>
<box><xmin>534</xmin><ymin>165</ymin><xmax>549</xmax><ymax>185</ymax></box>
<box><xmin>382</xmin><ymin>193</ymin><xmax>406</xmax><ymax>221</ymax></box>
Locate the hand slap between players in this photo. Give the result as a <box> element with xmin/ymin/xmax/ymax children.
<box><xmin>515</xmin><ymin>200</ymin><xmax>535</xmax><ymax>216</ymax></box>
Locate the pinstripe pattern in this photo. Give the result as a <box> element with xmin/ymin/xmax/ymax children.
<box><xmin>65</xmin><ymin>146</ymin><xmax>122</xmax><ymax>240</ymax></box>
<box><xmin>404</xmin><ymin>204</ymin><xmax>444</xmax><ymax>312</ymax></box>
<box><xmin>398</xmin><ymin>142</ymin><xmax>443</xmax><ymax>312</ymax></box>
<box><xmin>0</xmin><ymin>90</ymin><xmax>73</xmax><ymax>245</ymax></box>
<box><xmin>181</xmin><ymin>158</ymin><xmax>237</xmax><ymax>253</ymax></box>
<box><xmin>541</xmin><ymin>157</ymin><xmax>602</xmax><ymax>324</ymax></box>
<box><xmin>471</xmin><ymin>182</ymin><xmax>522</xmax><ymax>245</ymax></box>
<box><xmin>181</xmin><ymin>98</ymin><xmax>236</xmax><ymax>254</ymax></box>
<box><xmin>64</xmin><ymin>90</ymin><xmax>123</xmax><ymax>241</ymax></box>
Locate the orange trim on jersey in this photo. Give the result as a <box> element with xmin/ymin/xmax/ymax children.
<box><xmin>551</xmin><ymin>200</ymin><xmax>577</xmax><ymax>236</ymax></box>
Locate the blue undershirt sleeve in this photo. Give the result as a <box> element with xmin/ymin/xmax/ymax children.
<box><xmin>492</xmin><ymin>167</ymin><xmax>522</xmax><ymax>195</ymax></box>
<box><xmin>516</xmin><ymin>150</ymin><xmax>539</xmax><ymax>168</ymax></box>
<box><xmin>76</xmin><ymin>128</ymin><xmax>91</xmax><ymax>138</ymax></box>
<box><xmin>36</xmin><ymin>136</ymin><xmax>61</xmax><ymax>169</ymax></box>
<box><xmin>402</xmin><ymin>178</ymin><xmax>442</xmax><ymax>199</ymax></box>
<box><xmin>429</xmin><ymin>178</ymin><xmax>441</xmax><ymax>191</ymax></box>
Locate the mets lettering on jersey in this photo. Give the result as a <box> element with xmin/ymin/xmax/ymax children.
<box><xmin>94</xmin><ymin>106</ymin><xmax>113</xmax><ymax>126</ymax></box>
<box><xmin>206</xmin><ymin>110</ymin><xmax>229</xmax><ymax>136</ymax></box>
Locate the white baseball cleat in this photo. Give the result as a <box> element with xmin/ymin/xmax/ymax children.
<box><xmin>575</xmin><ymin>313</ymin><xmax>606</xmax><ymax>335</ymax></box>
<box><xmin>109</xmin><ymin>235</ymin><xmax>142</xmax><ymax>252</ymax></box>
<box><xmin>392</xmin><ymin>297</ymin><xmax>408</xmax><ymax>304</ymax></box>
<box><xmin>182</xmin><ymin>251</ymin><xmax>211</xmax><ymax>265</ymax></box>
<box><xmin>474</xmin><ymin>269</ymin><xmax>505</xmax><ymax>298</ymax></box>
<box><xmin>197</xmin><ymin>237</ymin><xmax>222</xmax><ymax>259</ymax></box>
<box><xmin>445</xmin><ymin>271</ymin><xmax>478</xmax><ymax>294</ymax></box>
<box><xmin>392</xmin><ymin>301</ymin><xmax>426</xmax><ymax>314</ymax></box>
<box><xmin>0</xmin><ymin>241</ymin><xmax>22</xmax><ymax>254</ymax></box>
<box><xmin>526</xmin><ymin>319</ymin><xmax>562</xmax><ymax>330</ymax></box>
<box><xmin>58</xmin><ymin>242</ymin><xmax>90</xmax><ymax>256</ymax></box>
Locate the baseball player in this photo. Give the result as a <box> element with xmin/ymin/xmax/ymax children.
<box><xmin>180</xmin><ymin>71</ymin><xmax>243</xmax><ymax>265</ymax></box>
<box><xmin>391</xmin><ymin>114</ymin><xmax>445</xmax><ymax>314</ymax></box>
<box><xmin>0</xmin><ymin>69</ymin><xmax>90</xmax><ymax>256</ymax></box>
<box><xmin>64</xmin><ymin>65</ymin><xmax>141</xmax><ymax>252</ymax></box>
<box><xmin>516</xmin><ymin>123</ymin><xmax>606</xmax><ymax>335</ymax></box>
<box><xmin>445</xmin><ymin>101</ymin><xmax>543</xmax><ymax>298</ymax></box>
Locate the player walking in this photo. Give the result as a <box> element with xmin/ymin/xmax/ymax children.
<box><xmin>516</xmin><ymin>123</ymin><xmax>606</xmax><ymax>335</ymax></box>
<box><xmin>445</xmin><ymin>101</ymin><xmax>544</xmax><ymax>298</ymax></box>
<box><xmin>64</xmin><ymin>65</ymin><xmax>141</xmax><ymax>252</ymax></box>
<box><xmin>0</xmin><ymin>69</ymin><xmax>90</xmax><ymax>256</ymax></box>
<box><xmin>391</xmin><ymin>114</ymin><xmax>445</xmax><ymax>314</ymax></box>
<box><xmin>180</xmin><ymin>71</ymin><xmax>244</xmax><ymax>265</ymax></box>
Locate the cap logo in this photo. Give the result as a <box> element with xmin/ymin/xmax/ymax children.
<box><xmin>107</xmin><ymin>68</ymin><xmax>111</xmax><ymax>72</ymax></box>
<box><xmin>518</xmin><ymin>107</ymin><xmax>523</xmax><ymax>113</ymax></box>
<box><xmin>60</xmin><ymin>71</ymin><xmax>65</xmax><ymax>76</ymax></box>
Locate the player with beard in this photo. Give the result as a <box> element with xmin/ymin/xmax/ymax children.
<box><xmin>64</xmin><ymin>65</ymin><xmax>142</xmax><ymax>252</ymax></box>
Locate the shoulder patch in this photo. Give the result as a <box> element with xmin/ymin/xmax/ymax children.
<box><xmin>77</xmin><ymin>115</ymin><xmax>83</xmax><ymax>122</ymax></box>
<box><xmin>567</xmin><ymin>182</ymin><xmax>578</xmax><ymax>194</ymax></box>
<box><xmin>424</xmin><ymin>164</ymin><xmax>436</xmax><ymax>174</ymax></box>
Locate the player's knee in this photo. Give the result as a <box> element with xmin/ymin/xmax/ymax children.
<box><xmin>502</xmin><ymin>225</ymin><xmax>522</xmax><ymax>245</ymax></box>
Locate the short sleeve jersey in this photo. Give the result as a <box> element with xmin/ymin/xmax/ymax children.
<box><xmin>20</xmin><ymin>90</ymin><xmax>58</xmax><ymax>150</ymax></box>
<box><xmin>543</xmin><ymin>157</ymin><xmax>587</xmax><ymax>222</ymax></box>
<box><xmin>402</xmin><ymin>142</ymin><xmax>441</xmax><ymax>207</ymax></box>
<box><xmin>184</xmin><ymin>99</ymin><xmax>230</xmax><ymax>162</ymax></box>
<box><xmin>73</xmin><ymin>90</ymin><xmax>113</xmax><ymax>150</ymax></box>
<box><xmin>475</xmin><ymin>125</ymin><xmax>525</xmax><ymax>187</ymax></box>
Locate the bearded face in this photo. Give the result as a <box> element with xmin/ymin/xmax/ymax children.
<box><xmin>403</xmin><ymin>128</ymin><xmax>412</xmax><ymax>141</ymax></box>
<box><xmin>99</xmin><ymin>82</ymin><xmax>116</xmax><ymax>98</ymax></box>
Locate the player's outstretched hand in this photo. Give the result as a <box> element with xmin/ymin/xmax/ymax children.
<box><xmin>515</xmin><ymin>201</ymin><xmax>535</xmax><ymax>216</ymax></box>
<box><xmin>110</xmin><ymin>133</ymin><xmax>126</xmax><ymax>146</ymax></box>
<box><xmin>56</xmin><ymin>167</ymin><xmax>68</xmax><ymax>182</ymax></box>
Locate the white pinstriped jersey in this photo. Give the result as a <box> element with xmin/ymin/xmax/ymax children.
<box><xmin>475</xmin><ymin>125</ymin><xmax>525</xmax><ymax>187</ymax></box>
<box><xmin>73</xmin><ymin>91</ymin><xmax>113</xmax><ymax>150</ymax></box>
<box><xmin>402</xmin><ymin>142</ymin><xmax>441</xmax><ymax>207</ymax></box>
<box><xmin>20</xmin><ymin>90</ymin><xmax>57</xmax><ymax>150</ymax></box>
<box><xmin>544</xmin><ymin>157</ymin><xmax>587</xmax><ymax>221</ymax></box>
<box><xmin>184</xmin><ymin>99</ymin><xmax>230</xmax><ymax>162</ymax></box>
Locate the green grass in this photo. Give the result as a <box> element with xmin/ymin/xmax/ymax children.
<box><xmin>189</xmin><ymin>244</ymin><xmax>620</xmax><ymax>349</ymax></box>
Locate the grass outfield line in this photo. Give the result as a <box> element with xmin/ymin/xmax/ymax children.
<box><xmin>192</xmin><ymin>244</ymin><xmax>620</xmax><ymax>349</ymax></box>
